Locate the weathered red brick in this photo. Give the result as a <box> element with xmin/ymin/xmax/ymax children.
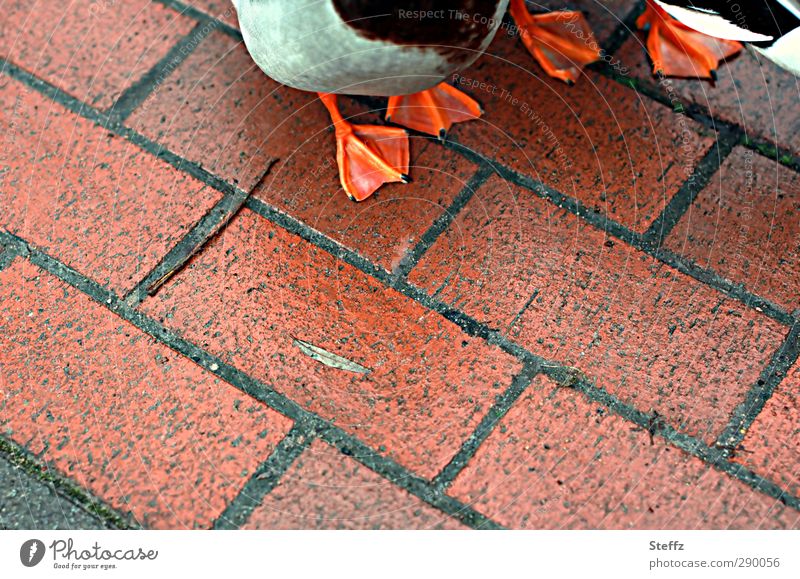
<box><xmin>0</xmin><ymin>76</ymin><xmax>222</xmax><ymax>294</ymax></box>
<box><xmin>617</xmin><ymin>36</ymin><xmax>800</xmax><ymax>157</ymax></box>
<box><xmin>736</xmin><ymin>360</ymin><xmax>800</xmax><ymax>497</ymax></box>
<box><xmin>127</xmin><ymin>31</ymin><xmax>478</xmax><ymax>271</ymax></box>
<box><xmin>450</xmin><ymin>375</ymin><xmax>800</xmax><ymax>529</ymax></box>
<box><xmin>409</xmin><ymin>174</ymin><xmax>787</xmax><ymax>442</ymax></box>
<box><xmin>244</xmin><ymin>440</ymin><xmax>464</xmax><ymax>529</ymax></box>
<box><xmin>535</xmin><ymin>0</ymin><xmax>632</xmax><ymax>44</ymax></box>
<box><xmin>0</xmin><ymin>0</ymin><xmax>195</xmax><ymax>110</ymax></box>
<box><xmin>140</xmin><ymin>209</ymin><xmax>522</xmax><ymax>479</ymax></box>
<box><xmin>448</xmin><ymin>31</ymin><xmax>713</xmax><ymax>233</ymax></box>
<box><xmin>255</xmin><ymin>137</ymin><xmax>477</xmax><ymax>272</ymax></box>
<box><xmin>0</xmin><ymin>258</ymin><xmax>293</xmax><ymax>528</ymax></box>
<box><xmin>127</xmin><ymin>31</ymin><xmax>321</xmax><ymax>192</ymax></box>
<box><xmin>666</xmin><ymin>147</ymin><xmax>800</xmax><ymax>313</ymax></box>
<box><xmin>187</xmin><ymin>0</ymin><xmax>240</xmax><ymax>28</ymax></box>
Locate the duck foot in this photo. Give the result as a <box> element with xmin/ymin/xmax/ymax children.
<box><xmin>319</xmin><ymin>93</ymin><xmax>410</xmax><ymax>202</ymax></box>
<box><xmin>385</xmin><ymin>82</ymin><xmax>482</xmax><ymax>142</ymax></box>
<box><xmin>637</xmin><ymin>0</ymin><xmax>742</xmax><ymax>79</ymax></box>
<box><xmin>509</xmin><ymin>0</ymin><xmax>601</xmax><ymax>84</ymax></box>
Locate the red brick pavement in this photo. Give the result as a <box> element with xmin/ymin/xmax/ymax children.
<box><xmin>0</xmin><ymin>0</ymin><xmax>798</xmax><ymax>529</ymax></box>
<box><xmin>0</xmin><ymin>258</ymin><xmax>292</xmax><ymax>528</ymax></box>
<box><xmin>666</xmin><ymin>148</ymin><xmax>800</xmax><ymax>313</ymax></box>
<box><xmin>1</xmin><ymin>0</ymin><xmax>196</xmax><ymax>110</ymax></box>
<box><xmin>449</xmin><ymin>376</ymin><xmax>799</xmax><ymax>529</ymax></box>
<box><xmin>244</xmin><ymin>440</ymin><xmax>465</xmax><ymax>530</ymax></box>
<box><xmin>0</xmin><ymin>76</ymin><xmax>222</xmax><ymax>294</ymax></box>
<box><xmin>736</xmin><ymin>360</ymin><xmax>800</xmax><ymax>498</ymax></box>
<box><xmin>408</xmin><ymin>174</ymin><xmax>788</xmax><ymax>443</ymax></box>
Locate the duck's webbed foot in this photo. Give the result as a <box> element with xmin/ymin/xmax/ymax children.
<box><xmin>319</xmin><ymin>93</ymin><xmax>410</xmax><ymax>202</ymax></box>
<box><xmin>509</xmin><ymin>0</ymin><xmax>601</xmax><ymax>84</ymax></box>
<box><xmin>385</xmin><ymin>82</ymin><xmax>482</xmax><ymax>142</ymax></box>
<box><xmin>637</xmin><ymin>0</ymin><xmax>742</xmax><ymax>79</ymax></box>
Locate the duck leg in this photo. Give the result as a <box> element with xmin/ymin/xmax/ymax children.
<box><xmin>509</xmin><ymin>0</ymin><xmax>601</xmax><ymax>84</ymax></box>
<box><xmin>637</xmin><ymin>0</ymin><xmax>742</xmax><ymax>79</ymax></box>
<box><xmin>319</xmin><ymin>93</ymin><xmax>410</xmax><ymax>202</ymax></box>
<box><xmin>385</xmin><ymin>82</ymin><xmax>483</xmax><ymax>142</ymax></box>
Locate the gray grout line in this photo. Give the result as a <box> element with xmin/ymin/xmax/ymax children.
<box><xmin>108</xmin><ymin>20</ymin><xmax>217</xmax><ymax>123</ymax></box>
<box><xmin>0</xmin><ymin>233</ymin><xmax>503</xmax><ymax>529</ymax></box>
<box><xmin>740</xmin><ymin>139</ymin><xmax>800</xmax><ymax>173</ymax></box>
<box><xmin>536</xmin><ymin>364</ymin><xmax>800</xmax><ymax>511</ymax></box>
<box><xmin>642</xmin><ymin>128</ymin><xmax>739</xmax><ymax>246</ymax></box>
<box><xmin>0</xmin><ymin>435</ymin><xmax>137</xmax><ymax>530</ymax></box>
<box><xmin>0</xmin><ymin>57</ymin><xmax>241</xmax><ymax>197</ymax></box>
<box><xmin>439</xmin><ymin>135</ymin><xmax>796</xmax><ymax>327</ymax></box>
<box><xmin>649</xmin><ymin>245</ymin><xmax>795</xmax><ymax>326</ymax></box>
<box><xmin>153</xmin><ymin>0</ymin><xmax>243</xmax><ymax>40</ymax></box>
<box><xmin>593</xmin><ymin>63</ymin><xmax>800</xmax><ymax>171</ymax></box>
<box><xmin>313</xmin><ymin>424</ymin><xmax>505</xmax><ymax>529</ymax></box>
<box><xmin>0</xmin><ymin>244</ymin><xmax>18</xmax><ymax>271</ymax></box>
<box><xmin>240</xmin><ymin>198</ymin><xmax>800</xmax><ymax>513</ymax></box>
<box><xmin>213</xmin><ymin>424</ymin><xmax>315</xmax><ymax>530</ymax></box>
<box><xmin>432</xmin><ymin>363</ymin><xmax>539</xmax><ymax>491</ymax></box>
<box><xmin>599</xmin><ymin>0</ymin><xmax>646</xmax><ymax>58</ymax></box>
<box><xmin>715</xmin><ymin>318</ymin><xmax>800</xmax><ymax>452</ymax></box>
<box><xmin>393</xmin><ymin>163</ymin><xmax>493</xmax><ymax>281</ymax></box>
<box><xmin>123</xmin><ymin>190</ymin><xmax>241</xmax><ymax>307</ymax></box>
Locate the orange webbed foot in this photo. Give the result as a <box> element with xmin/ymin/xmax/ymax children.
<box><xmin>509</xmin><ymin>0</ymin><xmax>601</xmax><ymax>84</ymax></box>
<box><xmin>319</xmin><ymin>93</ymin><xmax>410</xmax><ymax>202</ymax></box>
<box><xmin>385</xmin><ymin>82</ymin><xmax>482</xmax><ymax>142</ymax></box>
<box><xmin>637</xmin><ymin>0</ymin><xmax>742</xmax><ymax>79</ymax></box>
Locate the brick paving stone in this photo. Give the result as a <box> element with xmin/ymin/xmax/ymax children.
<box><xmin>409</xmin><ymin>174</ymin><xmax>787</xmax><ymax>442</ymax></box>
<box><xmin>244</xmin><ymin>440</ymin><xmax>464</xmax><ymax>529</ymax></box>
<box><xmin>736</xmin><ymin>360</ymin><xmax>800</xmax><ymax>497</ymax></box>
<box><xmin>0</xmin><ymin>76</ymin><xmax>222</xmax><ymax>294</ymax></box>
<box><xmin>255</xmin><ymin>138</ymin><xmax>478</xmax><ymax>273</ymax></box>
<box><xmin>0</xmin><ymin>0</ymin><xmax>196</xmax><ymax>110</ymax></box>
<box><xmin>0</xmin><ymin>258</ymin><xmax>293</xmax><ymax>528</ymax></box>
<box><xmin>536</xmin><ymin>0</ymin><xmax>633</xmax><ymax>45</ymax></box>
<box><xmin>127</xmin><ymin>31</ymin><xmax>325</xmax><ymax>192</ymax></box>
<box><xmin>666</xmin><ymin>147</ymin><xmax>800</xmax><ymax>313</ymax></box>
<box><xmin>127</xmin><ymin>29</ymin><xmax>477</xmax><ymax>272</ymax></box>
<box><xmin>617</xmin><ymin>36</ymin><xmax>800</xmax><ymax>157</ymax></box>
<box><xmin>449</xmin><ymin>375</ymin><xmax>800</xmax><ymax>529</ymax></box>
<box><xmin>139</xmin><ymin>208</ymin><xmax>522</xmax><ymax>479</ymax></box>
<box><xmin>449</xmin><ymin>31</ymin><xmax>714</xmax><ymax>233</ymax></box>
<box><xmin>186</xmin><ymin>0</ymin><xmax>240</xmax><ymax>28</ymax></box>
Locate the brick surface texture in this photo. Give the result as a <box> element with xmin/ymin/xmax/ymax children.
<box><xmin>245</xmin><ymin>440</ymin><xmax>465</xmax><ymax>529</ymax></box>
<box><xmin>1</xmin><ymin>0</ymin><xmax>196</xmax><ymax>110</ymax></box>
<box><xmin>140</xmin><ymin>209</ymin><xmax>522</xmax><ymax>479</ymax></box>
<box><xmin>0</xmin><ymin>259</ymin><xmax>292</xmax><ymax>528</ymax></box>
<box><xmin>0</xmin><ymin>76</ymin><xmax>222</xmax><ymax>294</ymax></box>
<box><xmin>0</xmin><ymin>0</ymin><xmax>798</xmax><ymax>530</ymax></box>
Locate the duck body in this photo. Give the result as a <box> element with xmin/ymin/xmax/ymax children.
<box><xmin>234</xmin><ymin>0</ymin><xmax>508</xmax><ymax>96</ymax></box>
<box><xmin>655</xmin><ymin>0</ymin><xmax>800</xmax><ymax>75</ymax></box>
